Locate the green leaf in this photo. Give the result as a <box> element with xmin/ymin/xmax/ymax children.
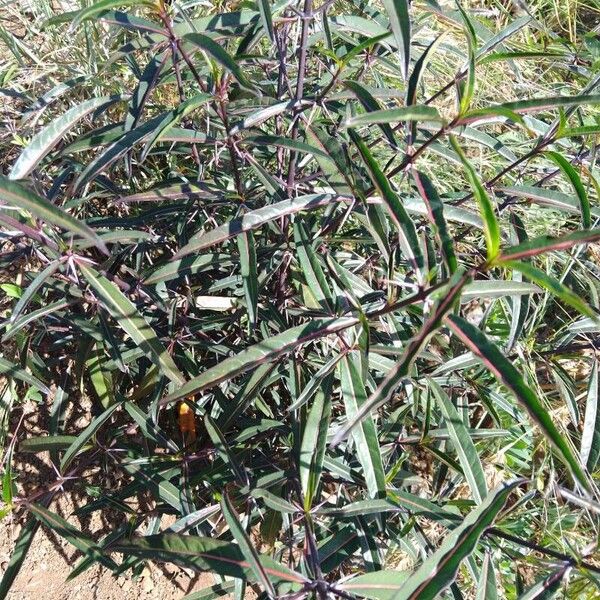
<box><xmin>462</xmin><ymin>94</ymin><xmax>600</xmax><ymax>123</ymax></box>
<box><xmin>350</xmin><ymin>129</ymin><xmax>424</xmax><ymax>275</ymax></box>
<box><xmin>383</xmin><ymin>0</ymin><xmax>411</xmax><ymax>80</ymax></box>
<box><xmin>0</xmin><ymin>176</ymin><xmax>107</xmax><ymax>253</ymax></box>
<box><xmin>161</xmin><ymin>316</ymin><xmax>358</xmax><ymax>404</ymax></box>
<box><xmin>411</xmin><ymin>170</ymin><xmax>457</xmax><ymax>273</ymax></box>
<box><xmin>430</xmin><ymin>379</ymin><xmax>487</xmax><ymax>503</ymax></box>
<box><xmin>205</xmin><ymin>415</ymin><xmax>248</xmax><ymax>486</ymax></box>
<box><xmin>112</xmin><ymin>534</ymin><xmax>307</xmax><ymax>586</ymax></box>
<box><xmin>221</xmin><ymin>493</ymin><xmax>276</xmax><ymax>597</ymax></box>
<box><xmin>498</xmin><ymin>228</ymin><xmax>600</xmax><ymax>262</ymax></box>
<box><xmin>0</xmin><ymin>356</ymin><xmax>49</xmax><ymax>394</ymax></box>
<box><xmin>339</xmin><ymin>352</ymin><xmax>386</xmax><ymax>498</ymax></box>
<box><xmin>294</xmin><ymin>220</ymin><xmax>335</xmax><ymax>312</ymax></box>
<box><xmin>503</xmin><ymin>260</ymin><xmax>595</xmax><ymax>318</ymax></box>
<box><xmin>28</xmin><ymin>503</ymin><xmax>119</xmax><ymax>571</ymax></box>
<box><xmin>340</xmin><ymin>571</ymin><xmax>409</xmax><ymax>600</ymax></box>
<box><xmin>581</xmin><ymin>362</ymin><xmax>600</xmax><ymax>472</ymax></box>
<box><xmin>300</xmin><ymin>385</ymin><xmax>332</xmax><ymax>510</ymax></box>
<box><xmin>183</xmin><ymin>33</ymin><xmax>257</xmax><ymax>92</ymax></box>
<box><xmin>344</xmin><ymin>105</ymin><xmax>442</xmax><ymax>128</ymax></box>
<box><xmin>60</xmin><ymin>401</ymin><xmax>121</xmax><ymax>472</ymax></box>
<box><xmin>331</xmin><ymin>271</ymin><xmax>467</xmax><ymax>447</ymax></box>
<box><xmin>257</xmin><ymin>0</ymin><xmax>274</xmax><ymax>42</ymax></box>
<box><xmin>344</xmin><ymin>80</ymin><xmax>397</xmax><ymax>148</ymax></box>
<box><xmin>174</xmin><ymin>194</ymin><xmax>346</xmax><ymax>258</ymax></box>
<box><xmin>250</xmin><ymin>489</ymin><xmax>297</xmax><ymax>514</ymax></box>
<box><xmin>455</xmin><ymin>1</ymin><xmax>477</xmax><ymax>114</ymax></box>
<box><xmin>19</xmin><ymin>435</ymin><xmax>78</xmax><ymax>453</ymax></box>
<box><xmin>70</xmin><ymin>0</ymin><xmax>153</xmax><ymax>29</ymax></box>
<box><xmin>544</xmin><ymin>151</ymin><xmax>590</xmax><ymax>228</ymax></box>
<box><xmin>392</xmin><ymin>480</ymin><xmax>523</xmax><ymax>600</ymax></box>
<box><xmin>476</xmin><ymin>553</ymin><xmax>498</xmax><ymax>600</ymax></box>
<box><xmin>181</xmin><ymin>581</ymin><xmax>236</xmax><ymax>600</ymax></box>
<box><xmin>140</xmin><ymin>93</ymin><xmax>212</xmax><ymax>161</ymax></box>
<box><xmin>497</xmin><ymin>184</ymin><xmax>600</xmax><ymax>218</ymax></box>
<box><xmin>9</xmin><ymin>95</ymin><xmax>124</xmax><ymax>180</ymax></box>
<box><xmin>79</xmin><ymin>264</ymin><xmax>185</xmax><ymax>385</ymax></box>
<box><xmin>237</xmin><ymin>229</ymin><xmax>258</xmax><ymax>327</ymax></box>
<box><xmin>445</xmin><ymin>314</ymin><xmax>589</xmax><ymax>490</ymax></box>
<box><xmin>450</xmin><ymin>136</ymin><xmax>500</xmax><ymax>261</ymax></box>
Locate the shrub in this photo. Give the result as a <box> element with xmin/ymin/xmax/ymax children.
<box><xmin>1</xmin><ymin>0</ymin><xmax>600</xmax><ymax>598</ymax></box>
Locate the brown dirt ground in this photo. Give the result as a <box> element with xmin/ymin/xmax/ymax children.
<box><xmin>0</xmin><ymin>399</ymin><xmax>233</xmax><ymax>599</ymax></box>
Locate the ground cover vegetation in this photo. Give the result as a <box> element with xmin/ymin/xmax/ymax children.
<box><xmin>2</xmin><ymin>0</ymin><xmax>600</xmax><ymax>597</ymax></box>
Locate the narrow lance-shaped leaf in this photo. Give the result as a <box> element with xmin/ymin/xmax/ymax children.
<box><xmin>111</xmin><ymin>534</ymin><xmax>307</xmax><ymax>586</ymax></box>
<box><xmin>174</xmin><ymin>194</ymin><xmax>348</xmax><ymax>258</ymax></box>
<box><xmin>450</xmin><ymin>136</ymin><xmax>500</xmax><ymax>261</ymax></box>
<box><xmin>205</xmin><ymin>415</ymin><xmax>248</xmax><ymax>486</ymax></box>
<box><xmin>27</xmin><ymin>503</ymin><xmax>119</xmax><ymax>571</ymax></box>
<box><xmin>502</xmin><ymin>260</ymin><xmax>596</xmax><ymax>319</ymax></box>
<box><xmin>221</xmin><ymin>494</ymin><xmax>276</xmax><ymax>597</ymax></box>
<box><xmin>0</xmin><ymin>356</ymin><xmax>49</xmax><ymax>395</ymax></box>
<box><xmin>60</xmin><ymin>401</ymin><xmax>121</xmax><ymax>472</ymax></box>
<box><xmin>183</xmin><ymin>33</ymin><xmax>257</xmax><ymax>92</ymax></box>
<box><xmin>544</xmin><ymin>150</ymin><xmax>590</xmax><ymax>228</ymax></box>
<box><xmin>300</xmin><ymin>384</ymin><xmax>332</xmax><ymax>510</ymax></box>
<box><xmin>461</xmin><ymin>94</ymin><xmax>600</xmax><ymax>124</ymax></box>
<box><xmin>69</xmin><ymin>0</ymin><xmax>153</xmax><ymax>29</ymax></box>
<box><xmin>476</xmin><ymin>553</ymin><xmax>498</xmax><ymax>600</ymax></box>
<box><xmin>294</xmin><ymin>220</ymin><xmax>335</xmax><ymax>312</ymax></box>
<box><xmin>498</xmin><ymin>228</ymin><xmax>600</xmax><ymax>263</ymax></box>
<box><xmin>581</xmin><ymin>362</ymin><xmax>600</xmax><ymax>472</ymax></box>
<box><xmin>0</xmin><ymin>176</ymin><xmax>107</xmax><ymax>253</ymax></box>
<box><xmin>237</xmin><ymin>229</ymin><xmax>258</xmax><ymax>327</ymax></box>
<box><xmin>340</xmin><ymin>570</ymin><xmax>409</xmax><ymax>600</ymax></box>
<box><xmin>343</xmin><ymin>105</ymin><xmax>442</xmax><ymax>128</ymax></box>
<box><xmin>257</xmin><ymin>0</ymin><xmax>274</xmax><ymax>42</ymax></box>
<box><xmin>350</xmin><ymin>129</ymin><xmax>424</xmax><ymax>277</ymax></box>
<box><xmin>392</xmin><ymin>480</ymin><xmax>524</xmax><ymax>600</ymax></box>
<box><xmin>79</xmin><ymin>264</ymin><xmax>185</xmax><ymax>385</ymax></box>
<box><xmin>383</xmin><ymin>0</ymin><xmax>410</xmax><ymax>80</ymax></box>
<box><xmin>339</xmin><ymin>352</ymin><xmax>386</xmax><ymax>498</ymax></box>
<box><xmin>0</xmin><ymin>514</ymin><xmax>41</xmax><ymax>600</ymax></box>
<box><xmin>411</xmin><ymin>170</ymin><xmax>457</xmax><ymax>273</ymax></box>
<box><xmin>140</xmin><ymin>93</ymin><xmax>211</xmax><ymax>161</ymax></box>
<box><xmin>9</xmin><ymin>95</ymin><xmax>124</xmax><ymax>180</ymax></box>
<box><xmin>445</xmin><ymin>314</ymin><xmax>589</xmax><ymax>490</ymax></box>
<box><xmin>161</xmin><ymin>316</ymin><xmax>359</xmax><ymax>405</ymax></box>
<box><xmin>455</xmin><ymin>1</ymin><xmax>477</xmax><ymax>114</ymax></box>
<box><xmin>430</xmin><ymin>379</ymin><xmax>487</xmax><ymax>503</ymax></box>
<box><xmin>344</xmin><ymin>80</ymin><xmax>397</xmax><ymax>148</ymax></box>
